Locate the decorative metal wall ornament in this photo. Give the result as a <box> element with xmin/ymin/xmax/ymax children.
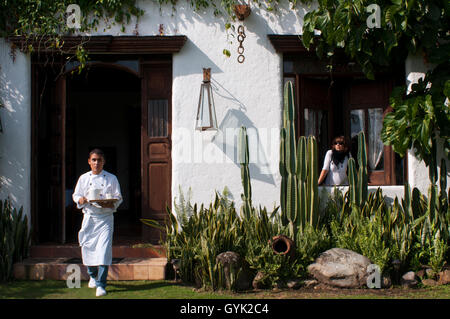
<box><xmin>233</xmin><ymin>1</ymin><xmax>251</xmax><ymax>21</ymax></box>
<box><xmin>195</xmin><ymin>68</ymin><xmax>218</xmax><ymax>131</ymax></box>
<box><xmin>233</xmin><ymin>1</ymin><xmax>250</xmax><ymax>64</ymax></box>
<box><xmin>237</xmin><ymin>25</ymin><xmax>246</xmax><ymax>63</ymax></box>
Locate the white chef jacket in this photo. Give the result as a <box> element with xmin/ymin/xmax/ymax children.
<box><xmin>72</xmin><ymin>170</ymin><xmax>122</xmax><ymax>266</ymax></box>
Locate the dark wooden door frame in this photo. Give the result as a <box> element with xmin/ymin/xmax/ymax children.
<box><xmin>29</xmin><ymin>36</ymin><xmax>186</xmax><ymax>244</ymax></box>
<box><xmin>140</xmin><ymin>59</ymin><xmax>173</xmax><ymax>243</ymax></box>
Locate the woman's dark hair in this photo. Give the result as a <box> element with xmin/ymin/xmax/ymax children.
<box><xmin>88</xmin><ymin>148</ymin><xmax>105</xmax><ymax>159</ymax></box>
<box><xmin>331</xmin><ymin>136</ymin><xmax>349</xmax><ymax>165</ymax></box>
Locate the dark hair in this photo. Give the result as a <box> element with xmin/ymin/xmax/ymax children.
<box><xmin>331</xmin><ymin>136</ymin><xmax>349</xmax><ymax>165</ymax></box>
<box><xmin>88</xmin><ymin>148</ymin><xmax>105</xmax><ymax>159</ymax></box>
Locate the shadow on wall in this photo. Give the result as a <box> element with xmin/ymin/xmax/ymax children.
<box><xmin>0</xmin><ymin>56</ymin><xmax>29</xmax><ymax>211</ymax></box>
<box><xmin>244</xmin><ymin>4</ymin><xmax>308</xmax><ymax>47</ymax></box>
<box><xmin>173</xmin><ymin>39</ymin><xmax>224</xmax><ymax>77</ymax></box>
<box><xmin>211</xmin><ymin>79</ymin><xmax>276</xmax><ymax>185</ymax></box>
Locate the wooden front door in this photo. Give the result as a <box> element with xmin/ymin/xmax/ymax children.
<box><xmin>141</xmin><ymin>60</ymin><xmax>172</xmax><ymax>243</ymax></box>
<box><xmin>32</xmin><ymin>64</ymin><xmax>67</xmax><ymax>243</ymax></box>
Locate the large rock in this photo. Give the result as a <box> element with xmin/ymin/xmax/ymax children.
<box><xmin>401</xmin><ymin>271</ymin><xmax>418</xmax><ymax>288</ymax></box>
<box><xmin>422</xmin><ymin>279</ymin><xmax>438</xmax><ymax>287</ymax></box>
<box><xmin>307</xmin><ymin>248</ymin><xmax>372</xmax><ymax>288</ymax></box>
<box><xmin>216</xmin><ymin>251</ymin><xmax>241</xmax><ymax>290</ymax></box>
<box><xmin>438</xmin><ymin>269</ymin><xmax>450</xmax><ymax>285</ymax></box>
<box><xmin>252</xmin><ymin>271</ymin><xmax>269</xmax><ymax>289</ymax></box>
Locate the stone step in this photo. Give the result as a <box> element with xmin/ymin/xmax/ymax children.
<box><xmin>29</xmin><ymin>245</ymin><xmax>166</xmax><ymax>259</ymax></box>
<box><xmin>14</xmin><ymin>257</ymin><xmax>168</xmax><ymax>281</ymax></box>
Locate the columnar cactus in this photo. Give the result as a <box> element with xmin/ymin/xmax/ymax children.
<box><xmin>357</xmin><ymin>131</ymin><xmax>368</xmax><ymax>206</ymax></box>
<box><xmin>280</xmin><ymin>81</ymin><xmax>320</xmax><ymax>235</ymax></box>
<box><xmin>348</xmin><ymin>157</ymin><xmax>358</xmax><ymax>205</ymax></box>
<box><xmin>280</xmin><ymin>81</ymin><xmax>297</xmax><ymax>230</ymax></box>
<box><xmin>296</xmin><ymin>136</ymin><xmax>307</xmax><ymax>229</ymax></box>
<box><xmin>307</xmin><ymin>135</ymin><xmax>319</xmax><ymax>228</ymax></box>
<box><xmin>348</xmin><ymin>131</ymin><xmax>368</xmax><ymax>207</ymax></box>
<box><xmin>239</xmin><ymin>126</ymin><xmax>252</xmax><ymax>219</ymax></box>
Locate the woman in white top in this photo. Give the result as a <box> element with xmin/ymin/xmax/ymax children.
<box><xmin>318</xmin><ymin>136</ymin><xmax>350</xmax><ymax>186</ymax></box>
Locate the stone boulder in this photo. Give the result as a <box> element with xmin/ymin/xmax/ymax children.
<box><xmin>438</xmin><ymin>269</ymin><xmax>450</xmax><ymax>285</ymax></box>
<box><xmin>307</xmin><ymin>248</ymin><xmax>372</xmax><ymax>288</ymax></box>
<box><xmin>252</xmin><ymin>271</ymin><xmax>269</xmax><ymax>289</ymax></box>
<box><xmin>216</xmin><ymin>251</ymin><xmax>241</xmax><ymax>290</ymax></box>
<box><xmin>422</xmin><ymin>279</ymin><xmax>438</xmax><ymax>287</ymax></box>
<box><xmin>286</xmin><ymin>279</ymin><xmax>302</xmax><ymax>289</ymax></box>
<box><xmin>401</xmin><ymin>271</ymin><xmax>418</xmax><ymax>288</ymax></box>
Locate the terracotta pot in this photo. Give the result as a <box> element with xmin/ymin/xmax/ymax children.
<box><xmin>270</xmin><ymin>235</ymin><xmax>295</xmax><ymax>257</ymax></box>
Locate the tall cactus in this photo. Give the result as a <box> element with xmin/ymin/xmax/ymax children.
<box><xmin>280</xmin><ymin>81</ymin><xmax>297</xmax><ymax>232</ymax></box>
<box><xmin>348</xmin><ymin>131</ymin><xmax>369</xmax><ymax>207</ymax></box>
<box><xmin>348</xmin><ymin>157</ymin><xmax>358</xmax><ymax>205</ymax></box>
<box><xmin>438</xmin><ymin>158</ymin><xmax>448</xmax><ymax>214</ymax></box>
<box><xmin>239</xmin><ymin>126</ymin><xmax>252</xmax><ymax>219</ymax></box>
<box><xmin>280</xmin><ymin>128</ymin><xmax>288</xmax><ymax>225</ymax></box>
<box><xmin>296</xmin><ymin>136</ymin><xmax>307</xmax><ymax>229</ymax></box>
<box><xmin>357</xmin><ymin>131</ymin><xmax>368</xmax><ymax>206</ymax></box>
<box><xmin>307</xmin><ymin>135</ymin><xmax>319</xmax><ymax>228</ymax></box>
<box><xmin>280</xmin><ymin>81</ymin><xmax>320</xmax><ymax>236</ymax></box>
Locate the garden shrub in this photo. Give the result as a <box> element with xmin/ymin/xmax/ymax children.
<box><xmin>159</xmin><ymin>181</ymin><xmax>449</xmax><ymax>290</ymax></box>
<box><xmin>0</xmin><ymin>199</ymin><xmax>31</xmax><ymax>282</ymax></box>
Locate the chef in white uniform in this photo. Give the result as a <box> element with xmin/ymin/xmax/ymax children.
<box><xmin>72</xmin><ymin>149</ymin><xmax>122</xmax><ymax>297</ymax></box>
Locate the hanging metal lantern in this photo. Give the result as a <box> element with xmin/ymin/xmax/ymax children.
<box><xmin>195</xmin><ymin>68</ymin><xmax>218</xmax><ymax>131</ymax></box>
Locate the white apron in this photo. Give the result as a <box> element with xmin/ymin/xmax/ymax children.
<box><xmin>79</xmin><ymin>213</ymin><xmax>113</xmax><ymax>266</ymax></box>
<box><xmin>73</xmin><ymin>171</ymin><xmax>122</xmax><ymax>266</ymax></box>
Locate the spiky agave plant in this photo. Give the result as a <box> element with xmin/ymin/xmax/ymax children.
<box><xmin>0</xmin><ymin>199</ymin><xmax>31</xmax><ymax>281</ymax></box>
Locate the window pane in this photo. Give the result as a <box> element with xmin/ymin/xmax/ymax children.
<box><xmin>283</xmin><ymin>61</ymin><xmax>294</xmax><ymax>73</ymax></box>
<box><xmin>148</xmin><ymin>99</ymin><xmax>168</xmax><ymax>137</ymax></box>
<box><xmin>350</xmin><ymin>109</ymin><xmax>365</xmax><ymax>160</ymax></box>
<box><xmin>368</xmin><ymin>108</ymin><xmax>384</xmax><ymax>170</ymax></box>
<box><xmin>304</xmin><ymin>108</ymin><xmax>316</xmax><ymax>137</ymax></box>
<box><xmin>350</xmin><ymin>109</ymin><xmax>365</xmax><ymax>139</ymax></box>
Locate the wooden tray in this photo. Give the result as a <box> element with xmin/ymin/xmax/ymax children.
<box><xmin>89</xmin><ymin>199</ymin><xmax>119</xmax><ymax>204</ymax></box>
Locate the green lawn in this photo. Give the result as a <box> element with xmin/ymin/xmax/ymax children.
<box><xmin>0</xmin><ymin>280</ymin><xmax>449</xmax><ymax>299</ymax></box>
<box><xmin>0</xmin><ymin>280</ymin><xmax>236</xmax><ymax>299</ymax></box>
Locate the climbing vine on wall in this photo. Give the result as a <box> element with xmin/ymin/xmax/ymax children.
<box><xmin>0</xmin><ymin>0</ymin><xmax>310</xmax><ymax>66</ymax></box>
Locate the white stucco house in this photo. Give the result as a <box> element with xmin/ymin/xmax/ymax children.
<box><xmin>0</xmin><ymin>1</ymin><xmax>448</xmax><ymax>244</ymax></box>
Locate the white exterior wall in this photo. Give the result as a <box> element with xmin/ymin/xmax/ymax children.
<box><xmin>122</xmin><ymin>1</ymin><xmax>307</xmax><ymax>209</ymax></box>
<box><xmin>0</xmin><ymin>38</ymin><xmax>31</xmax><ymax>217</ymax></box>
<box><xmin>0</xmin><ymin>1</ymin><xmax>445</xmax><ymax>221</ymax></box>
<box><xmin>405</xmin><ymin>53</ymin><xmax>450</xmax><ymax>194</ymax></box>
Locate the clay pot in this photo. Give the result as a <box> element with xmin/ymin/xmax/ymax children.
<box><xmin>270</xmin><ymin>235</ymin><xmax>295</xmax><ymax>258</ymax></box>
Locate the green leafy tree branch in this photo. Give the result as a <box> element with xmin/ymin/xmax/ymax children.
<box><xmin>302</xmin><ymin>0</ymin><xmax>450</xmax><ymax>176</ymax></box>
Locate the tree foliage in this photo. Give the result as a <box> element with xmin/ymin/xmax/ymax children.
<box><xmin>302</xmin><ymin>0</ymin><xmax>450</xmax><ymax>171</ymax></box>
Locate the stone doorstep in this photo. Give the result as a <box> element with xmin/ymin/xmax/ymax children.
<box><xmin>29</xmin><ymin>245</ymin><xmax>166</xmax><ymax>259</ymax></box>
<box><xmin>13</xmin><ymin>257</ymin><xmax>167</xmax><ymax>281</ymax></box>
